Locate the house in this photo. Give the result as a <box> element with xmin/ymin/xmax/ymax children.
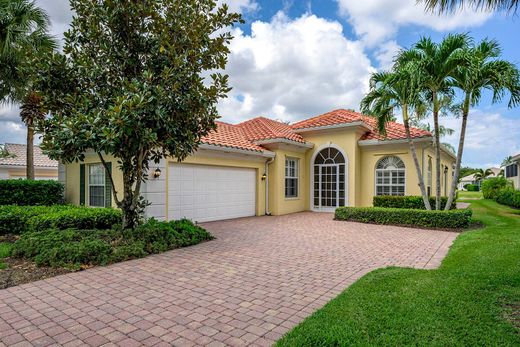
<box><xmin>504</xmin><ymin>153</ymin><xmax>520</xmax><ymax>189</ymax></box>
<box><xmin>60</xmin><ymin>109</ymin><xmax>456</xmax><ymax>222</ymax></box>
<box><xmin>0</xmin><ymin>143</ymin><xmax>58</xmax><ymax>180</ymax></box>
<box><xmin>457</xmin><ymin>167</ymin><xmax>502</xmax><ymax>191</ymax></box>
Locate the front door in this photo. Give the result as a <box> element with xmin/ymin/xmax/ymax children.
<box><xmin>318</xmin><ymin>164</ymin><xmax>339</xmax><ymax>211</ymax></box>
<box><xmin>312</xmin><ymin>146</ymin><xmax>347</xmax><ymax>211</ymax></box>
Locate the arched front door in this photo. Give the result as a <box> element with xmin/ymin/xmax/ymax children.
<box><xmin>313</xmin><ymin>147</ymin><xmax>347</xmax><ymax>211</ymax></box>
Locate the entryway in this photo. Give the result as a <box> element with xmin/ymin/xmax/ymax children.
<box><xmin>312</xmin><ymin>146</ymin><xmax>347</xmax><ymax>211</ymax></box>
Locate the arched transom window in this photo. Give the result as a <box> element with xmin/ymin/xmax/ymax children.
<box><xmin>375</xmin><ymin>156</ymin><xmax>405</xmax><ymax>196</ymax></box>
<box><xmin>313</xmin><ymin>147</ymin><xmax>346</xmax><ymax>209</ymax></box>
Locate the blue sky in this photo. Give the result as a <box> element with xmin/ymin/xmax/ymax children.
<box><xmin>1</xmin><ymin>0</ymin><xmax>519</xmax><ymax>168</ymax></box>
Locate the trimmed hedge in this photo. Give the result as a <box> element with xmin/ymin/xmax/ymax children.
<box><xmin>481</xmin><ymin>177</ymin><xmax>511</xmax><ymax>200</ymax></box>
<box><xmin>11</xmin><ymin>219</ymin><xmax>213</xmax><ymax>268</ymax></box>
<box><xmin>495</xmin><ymin>187</ymin><xmax>520</xmax><ymax>208</ymax></box>
<box><xmin>0</xmin><ymin>205</ymin><xmax>121</xmax><ymax>235</ymax></box>
<box><xmin>335</xmin><ymin>206</ymin><xmax>472</xmax><ymax>229</ymax></box>
<box><xmin>373</xmin><ymin>195</ymin><xmax>455</xmax><ymax>210</ymax></box>
<box><xmin>0</xmin><ymin>180</ymin><xmax>64</xmax><ymax>206</ymax></box>
<box><xmin>465</xmin><ymin>184</ymin><xmax>480</xmax><ymax>192</ymax></box>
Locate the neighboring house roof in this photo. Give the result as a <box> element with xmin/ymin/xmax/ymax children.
<box><xmin>460</xmin><ymin>167</ymin><xmax>502</xmax><ymax>182</ymax></box>
<box><xmin>0</xmin><ymin>143</ymin><xmax>58</xmax><ymax>168</ymax></box>
<box><xmin>200</xmin><ymin>109</ymin><xmax>434</xmax><ymax>153</ymax></box>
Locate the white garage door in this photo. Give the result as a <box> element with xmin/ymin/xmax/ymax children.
<box><xmin>168</xmin><ymin>163</ymin><xmax>256</xmax><ymax>222</ymax></box>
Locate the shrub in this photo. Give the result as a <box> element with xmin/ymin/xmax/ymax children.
<box><xmin>28</xmin><ymin>207</ymin><xmax>122</xmax><ymax>231</ymax></box>
<box><xmin>464</xmin><ymin>184</ymin><xmax>480</xmax><ymax>192</ymax></box>
<box><xmin>335</xmin><ymin>207</ymin><xmax>472</xmax><ymax>229</ymax></box>
<box><xmin>0</xmin><ymin>180</ymin><xmax>64</xmax><ymax>206</ymax></box>
<box><xmin>0</xmin><ymin>205</ymin><xmax>121</xmax><ymax>235</ymax></box>
<box><xmin>373</xmin><ymin>195</ymin><xmax>455</xmax><ymax>210</ymax></box>
<box><xmin>11</xmin><ymin>218</ymin><xmax>213</xmax><ymax>268</ymax></box>
<box><xmin>495</xmin><ymin>187</ymin><xmax>520</xmax><ymax>208</ymax></box>
<box><xmin>481</xmin><ymin>177</ymin><xmax>511</xmax><ymax>200</ymax></box>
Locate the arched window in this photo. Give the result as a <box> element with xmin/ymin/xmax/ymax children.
<box><xmin>375</xmin><ymin>156</ymin><xmax>405</xmax><ymax>196</ymax></box>
<box><xmin>313</xmin><ymin>147</ymin><xmax>346</xmax><ymax>209</ymax></box>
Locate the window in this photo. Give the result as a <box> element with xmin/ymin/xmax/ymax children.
<box><xmin>506</xmin><ymin>163</ymin><xmax>518</xmax><ymax>178</ymax></box>
<box><xmin>285</xmin><ymin>158</ymin><xmax>298</xmax><ymax>198</ymax></box>
<box><xmin>375</xmin><ymin>156</ymin><xmax>405</xmax><ymax>196</ymax></box>
<box><xmin>88</xmin><ymin>164</ymin><xmax>105</xmax><ymax>207</ymax></box>
<box><xmin>427</xmin><ymin>157</ymin><xmax>432</xmax><ymax>196</ymax></box>
<box><xmin>313</xmin><ymin>147</ymin><xmax>347</xmax><ymax>208</ymax></box>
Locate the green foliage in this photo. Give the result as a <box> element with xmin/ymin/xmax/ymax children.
<box><xmin>278</xmin><ymin>200</ymin><xmax>520</xmax><ymax>346</ymax></box>
<box><xmin>0</xmin><ymin>205</ymin><xmax>120</xmax><ymax>235</ymax></box>
<box><xmin>495</xmin><ymin>187</ymin><xmax>520</xmax><ymax>208</ymax></box>
<box><xmin>335</xmin><ymin>206</ymin><xmax>472</xmax><ymax>229</ymax></box>
<box><xmin>481</xmin><ymin>177</ymin><xmax>511</xmax><ymax>200</ymax></box>
<box><xmin>465</xmin><ymin>184</ymin><xmax>480</xmax><ymax>192</ymax></box>
<box><xmin>373</xmin><ymin>195</ymin><xmax>455</xmax><ymax>210</ymax></box>
<box><xmin>459</xmin><ymin>167</ymin><xmax>479</xmax><ymax>180</ymax></box>
<box><xmin>0</xmin><ymin>179</ymin><xmax>64</xmax><ymax>205</ymax></box>
<box><xmin>12</xmin><ymin>219</ymin><xmax>213</xmax><ymax>268</ymax></box>
<box><xmin>35</xmin><ymin>0</ymin><xmax>242</xmax><ymax>229</ymax></box>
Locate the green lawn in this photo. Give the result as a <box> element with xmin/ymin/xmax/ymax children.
<box><xmin>277</xmin><ymin>199</ymin><xmax>520</xmax><ymax>346</ymax></box>
<box><xmin>458</xmin><ymin>190</ymin><xmax>483</xmax><ymax>199</ymax></box>
<box><xmin>0</xmin><ymin>242</ymin><xmax>12</xmax><ymax>270</ymax></box>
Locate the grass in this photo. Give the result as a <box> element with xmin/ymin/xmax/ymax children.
<box><xmin>277</xmin><ymin>199</ymin><xmax>520</xmax><ymax>346</ymax></box>
<box><xmin>458</xmin><ymin>190</ymin><xmax>483</xmax><ymax>199</ymax></box>
<box><xmin>0</xmin><ymin>242</ymin><xmax>12</xmax><ymax>270</ymax></box>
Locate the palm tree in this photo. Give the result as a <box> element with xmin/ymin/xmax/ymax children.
<box><xmin>473</xmin><ymin>168</ymin><xmax>494</xmax><ymax>182</ymax></box>
<box><xmin>421</xmin><ymin>0</ymin><xmax>518</xmax><ymax>13</ymax></box>
<box><xmin>398</xmin><ymin>34</ymin><xmax>469</xmax><ymax>209</ymax></box>
<box><xmin>444</xmin><ymin>39</ymin><xmax>520</xmax><ymax>210</ymax></box>
<box><xmin>361</xmin><ymin>67</ymin><xmax>433</xmax><ymax>210</ymax></box>
<box><xmin>502</xmin><ymin>156</ymin><xmax>513</xmax><ymax>167</ymax></box>
<box><xmin>0</xmin><ymin>0</ymin><xmax>56</xmax><ymax>179</ymax></box>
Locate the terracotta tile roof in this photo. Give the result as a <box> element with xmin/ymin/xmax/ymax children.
<box><xmin>201</xmin><ymin>122</ymin><xmax>266</xmax><ymax>152</ymax></box>
<box><xmin>237</xmin><ymin>117</ymin><xmax>306</xmax><ymax>143</ymax></box>
<box><xmin>0</xmin><ymin>143</ymin><xmax>58</xmax><ymax>168</ymax></box>
<box><xmin>291</xmin><ymin>109</ymin><xmax>431</xmax><ymax>141</ymax></box>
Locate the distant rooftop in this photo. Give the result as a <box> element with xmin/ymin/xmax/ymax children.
<box><xmin>0</xmin><ymin>143</ymin><xmax>58</xmax><ymax>168</ymax></box>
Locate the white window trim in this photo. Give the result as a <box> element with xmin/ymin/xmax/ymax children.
<box><xmin>374</xmin><ymin>156</ymin><xmax>406</xmax><ymax>197</ymax></box>
<box><xmin>88</xmin><ymin>163</ymin><xmax>106</xmax><ymax>207</ymax></box>
<box><xmin>285</xmin><ymin>157</ymin><xmax>299</xmax><ymax>199</ymax></box>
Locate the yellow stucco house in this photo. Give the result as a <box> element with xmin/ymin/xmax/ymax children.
<box><xmin>60</xmin><ymin>109</ymin><xmax>456</xmax><ymax>222</ymax></box>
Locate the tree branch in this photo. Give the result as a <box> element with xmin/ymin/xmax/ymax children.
<box><xmin>98</xmin><ymin>152</ymin><xmax>121</xmax><ymax>206</ymax></box>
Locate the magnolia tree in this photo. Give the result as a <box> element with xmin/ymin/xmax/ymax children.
<box><xmin>36</xmin><ymin>0</ymin><xmax>242</xmax><ymax>229</ymax></box>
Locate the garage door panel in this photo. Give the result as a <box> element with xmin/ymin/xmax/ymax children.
<box><xmin>168</xmin><ymin>163</ymin><xmax>256</xmax><ymax>222</ymax></box>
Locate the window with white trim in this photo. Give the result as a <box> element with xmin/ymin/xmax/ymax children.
<box><xmin>285</xmin><ymin>158</ymin><xmax>298</xmax><ymax>198</ymax></box>
<box><xmin>506</xmin><ymin>163</ymin><xmax>518</xmax><ymax>178</ymax></box>
<box><xmin>375</xmin><ymin>156</ymin><xmax>405</xmax><ymax>196</ymax></box>
<box><xmin>88</xmin><ymin>164</ymin><xmax>105</xmax><ymax>207</ymax></box>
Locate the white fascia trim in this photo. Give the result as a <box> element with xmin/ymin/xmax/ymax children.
<box><xmin>512</xmin><ymin>153</ymin><xmax>520</xmax><ymax>162</ymax></box>
<box><xmin>254</xmin><ymin>138</ymin><xmax>314</xmax><ymax>149</ymax></box>
<box><xmin>358</xmin><ymin>137</ymin><xmax>432</xmax><ymax>146</ymax></box>
<box><xmin>198</xmin><ymin>143</ymin><xmax>275</xmax><ymax>158</ymax></box>
<box><xmin>293</xmin><ymin>121</ymin><xmax>372</xmax><ymax>133</ymax></box>
<box><xmin>440</xmin><ymin>145</ymin><xmax>457</xmax><ymax>160</ymax></box>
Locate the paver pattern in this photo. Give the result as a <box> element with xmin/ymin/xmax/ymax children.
<box><xmin>0</xmin><ymin>212</ymin><xmax>458</xmax><ymax>346</ymax></box>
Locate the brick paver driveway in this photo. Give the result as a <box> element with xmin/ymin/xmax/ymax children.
<box><xmin>0</xmin><ymin>212</ymin><xmax>457</xmax><ymax>347</ymax></box>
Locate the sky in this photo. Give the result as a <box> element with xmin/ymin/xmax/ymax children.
<box><xmin>1</xmin><ymin>0</ymin><xmax>519</xmax><ymax>168</ymax></box>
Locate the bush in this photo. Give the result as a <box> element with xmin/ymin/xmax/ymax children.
<box><xmin>373</xmin><ymin>195</ymin><xmax>455</xmax><ymax>210</ymax></box>
<box><xmin>0</xmin><ymin>205</ymin><xmax>121</xmax><ymax>235</ymax></box>
<box><xmin>464</xmin><ymin>184</ymin><xmax>480</xmax><ymax>192</ymax></box>
<box><xmin>495</xmin><ymin>187</ymin><xmax>520</xmax><ymax>208</ymax></box>
<box><xmin>28</xmin><ymin>207</ymin><xmax>122</xmax><ymax>231</ymax></box>
<box><xmin>481</xmin><ymin>177</ymin><xmax>511</xmax><ymax>200</ymax></box>
<box><xmin>335</xmin><ymin>207</ymin><xmax>472</xmax><ymax>229</ymax></box>
<box><xmin>0</xmin><ymin>180</ymin><xmax>64</xmax><ymax>206</ymax></box>
<box><xmin>11</xmin><ymin>218</ymin><xmax>213</xmax><ymax>268</ymax></box>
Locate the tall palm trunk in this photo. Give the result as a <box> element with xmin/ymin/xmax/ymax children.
<box><xmin>403</xmin><ymin>106</ymin><xmax>432</xmax><ymax>210</ymax></box>
<box><xmin>432</xmin><ymin>91</ymin><xmax>442</xmax><ymax>210</ymax></box>
<box><xmin>445</xmin><ymin>94</ymin><xmax>470</xmax><ymax>210</ymax></box>
<box><xmin>26</xmin><ymin>119</ymin><xmax>35</xmax><ymax>179</ymax></box>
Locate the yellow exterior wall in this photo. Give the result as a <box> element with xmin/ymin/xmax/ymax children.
<box><xmin>6</xmin><ymin>168</ymin><xmax>58</xmax><ymax>179</ymax></box>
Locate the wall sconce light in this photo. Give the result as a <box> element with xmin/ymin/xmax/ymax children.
<box><xmin>261</xmin><ymin>173</ymin><xmax>267</xmax><ymax>181</ymax></box>
<box><xmin>153</xmin><ymin>168</ymin><xmax>162</xmax><ymax>178</ymax></box>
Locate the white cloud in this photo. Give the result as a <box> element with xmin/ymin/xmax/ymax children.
<box><xmin>336</xmin><ymin>0</ymin><xmax>491</xmax><ymax>46</ymax></box>
<box><xmin>374</xmin><ymin>40</ymin><xmax>401</xmax><ymax>70</ymax></box>
<box><xmin>220</xmin><ymin>0</ymin><xmax>259</xmax><ymax>13</ymax></box>
<box><xmin>218</xmin><ymin>12</ymin><xmax>375</xmax><ymax>123</ymax></box>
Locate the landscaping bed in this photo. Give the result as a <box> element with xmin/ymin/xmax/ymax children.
<box><xmin>0</xmin><ymin>205</ymin><xmax>213</xmax><ymax>289</ymax></box>
<box><xmin>277</xmin><ymin>199</ymin><xmax>520</xmax><ymax>346</ymax></box>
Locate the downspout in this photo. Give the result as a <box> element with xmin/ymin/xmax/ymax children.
<box><xmin>264</xmin><ymin>157</ymin><xmax>274</xmax><ymax>216</ymax></box>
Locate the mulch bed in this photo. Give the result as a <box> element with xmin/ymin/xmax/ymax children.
<box><xmin>0</xmin><ymin>257</ymin><xmax>74</xmax><ymax>290</ymax></box>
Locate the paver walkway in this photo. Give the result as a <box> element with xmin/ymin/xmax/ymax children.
<box><xmin>0</xmin><ymin>212</ymin><xmax>458</xmax><ymax>347</ymax></box>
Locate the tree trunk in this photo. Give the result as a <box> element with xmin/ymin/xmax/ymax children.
<box><xmin>26</xmin><ymin>120</ymin><xmax>35</xmax><ymax>180</ymax></box>
<box><xmin>445</xmin><ymin>94</ymin><xmax>470</xmax><ymax>210</ymax></box>
<box><xmin>432</xmin><ymin>91</ymin><xmax>442</xmax><ymax>210</ymax></box>
<box><xmin>403</xmin><ymin>106</ymin><xmax>432</xmax><ymax>210</ymax></box>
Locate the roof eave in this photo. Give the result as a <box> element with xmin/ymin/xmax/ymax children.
<box><xmin>292</xmin><ymin>121</ymin><xmax>372</xmax><ymax>133</ymax></box>
<box><xmin>358</xmin><ymin>136</ymin><xmax>432</xmax><ymax>146</ymax></box>
<box><xmin>254</xmin><ymin>138</ymin><xmax>314</xmax><ymax>149</ymax></box>
<box><xmin>198</xmin><ymin>143</ymin><xmax>275</xmax><ymax>158</ymax></box>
